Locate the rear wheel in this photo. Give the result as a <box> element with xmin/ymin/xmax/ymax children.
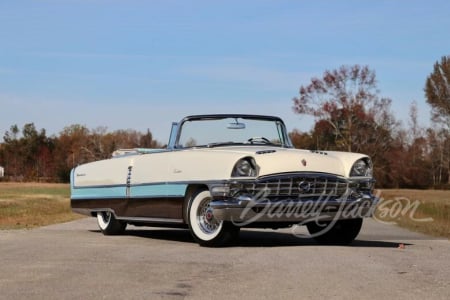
<box><xmin>187</xmin><ymin>190</ymin><xmax>239</xmax><ymax>247</ymax></box>
<box><xmin>96</xmin><ymin>211</ymin><xmax>127</xmax><ymax>235</ymax></box>
<box><xmin>306</xmin><ymin>218</ymin><xmax>363</xmax><ymax>245</ymax></box>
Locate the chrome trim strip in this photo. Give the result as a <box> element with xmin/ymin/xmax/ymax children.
<box><xmin>72</xmin><ymin>207</ymin><xmax>184</xmax><ymax>224</ymax></box>
<box><xmin>71</xmin><ymin>195</ymin><xmax>185</xmax><ymax>200</ymax></box>
<box><xmin>72</xmin><ymin>173</ymin><xmax>355</xmax><ymax>190</ymax></box>
<box><xmin>72</xmin><ymin>183</ymin><xmax>126</xmax><ymax>189</ymax></box>
<box><xmin>71</xmin><ymin>196</ymin><xmax>126</xmax><ymax>200</ymax></box>
<box><xmin>73</xmin><ymin>180</ymin><xmax>229</xmax><ymax>190</ymax></box>
<box><xmin>116</xmin><ymin>216</ymin><xmax>184</xmax><ymax>224</ymax></box>
<box><xmin>255</xmin><ymin>172</ymin><xmax>348</xmax><ymax>181</ymax></box>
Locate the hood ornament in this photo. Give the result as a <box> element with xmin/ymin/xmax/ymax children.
<box><xmin>301</xmin><ymin>159</ymin><xmax>307</xmax><ymax>167</ymax></box>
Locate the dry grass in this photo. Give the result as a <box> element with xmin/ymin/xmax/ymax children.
<box><xmin>1</xmin><ymin>183</ymin><xmax>448</xmax><ymax>238</ymax></box>
<box><xmin>375</xmin><ymin>189</ymin><xmax>450</xmax><ymax>239</ymax></box>
<box><xmin>0</xmin><ymin>182</ymin><xmax>83</xmax><ymax>229</ymax></box>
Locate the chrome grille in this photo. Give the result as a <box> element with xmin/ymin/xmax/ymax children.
<box><xmin>239</xmin><ymin>174</ymin><xmax>350</xmax><ymax>199</ymax></box>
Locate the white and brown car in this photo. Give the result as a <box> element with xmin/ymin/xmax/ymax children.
<box><xmin>71</xmin><ymin>114</ymin><xmax>377</xmax><ymax>246</ymax></box>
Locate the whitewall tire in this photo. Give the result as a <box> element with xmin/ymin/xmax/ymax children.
<box><xmin>96</xmin><ymin>211</ymin><xmax>127</xmax><ymax>235</ymax></box>
<box><xmin>187</xmin><ymin>190</ymin><xmax>239</xmax><ymax>247</ymax></box>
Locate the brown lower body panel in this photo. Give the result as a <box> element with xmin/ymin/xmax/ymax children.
<box><xmin>71</xmin><ymin>197</ymin><xmax>184</xmax><ymax>219</ymax></box>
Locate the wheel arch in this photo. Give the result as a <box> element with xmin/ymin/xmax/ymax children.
<box><xmin>182</xmin><ymin>184</ymin><xmax>209</xmax><ymax>223</ymax></box>
<box><xmin>90</xmin><ymin>208</ymin><xmax>118</xmax><ymax>218</ymax></box>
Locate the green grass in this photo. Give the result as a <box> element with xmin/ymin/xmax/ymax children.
<box><xmin>0</xmin><ymin>183</ymin><xmax>83</xmax><ymax>229</ymax></box>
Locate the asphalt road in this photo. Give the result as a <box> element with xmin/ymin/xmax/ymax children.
<box><xmin>0</xmin><ymin>218</ymin><xmax>449</xmax><ymax>300</ymax></box>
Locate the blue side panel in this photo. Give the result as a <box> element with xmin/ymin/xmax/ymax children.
<box><xmin>167</xmin><ymin>184</ymin><xmax>188</xmax><ymax>196</ymax></box>
<box><xmin>131</xmin><ymin>185</ymin><xmax>166</xmax><ymax>197</ymax></box>
<box><xmin>131</xmin><ymin>184</ymin><xmax>187</xmax><ymax>197</ymax></box>
<box><xmin>71</xmin><ymin>186</ymin><xmax>126</xmax><ymax>200</ymax></box>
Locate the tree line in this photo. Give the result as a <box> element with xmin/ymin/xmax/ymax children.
<box><xmin>0</xmin><ymin>124</ymin><xmax>162</xmax><ymax>182</ymax></box>
<box><xmin>0</xmin><ymin>57</ymin><xmax>449</xmax><ymax>188</ymax></box>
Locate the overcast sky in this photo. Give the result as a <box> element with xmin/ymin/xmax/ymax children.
<box><xmin>1</xmin><ymin>0</ymin><xmax>449</xmax><ymax>142</ymax></box>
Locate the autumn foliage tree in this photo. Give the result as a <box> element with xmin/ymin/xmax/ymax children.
<box><xmin>425</xmin><ymin>55</ymin><xmax>450</xmax><ymax>129</ymax></box>
<box><xmin>289</xmin><ymin>129</ymin><xmax>315</xmax><ymax>149</ymax></box>
<box><xmin>292</xmin><ymin>65</ymin><xmax>396</xmax><ymax>153</ymax></box>
<box><xmin>425</xmin><ymin>55</ymin><xmax>450</xmax><ymax>184</ymax></box>
<box><xmin>1</xmin><ymin>123</ymin><xmax>54</xmax><ymax>180</ymax></box>
<box><xmin>292</xmin><ymin>65</ymin><xmax>398</xmax><ymax>184</ymax></box>
<box><xmin>0</xmin><ymin>124</ymin><xmax>163</xmax><ymax>182</ymax></box>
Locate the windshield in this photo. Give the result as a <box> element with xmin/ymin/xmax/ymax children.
<box><xmin>176</xmin><ymin>116</ymin><xmax>292</xmax><ymax>148</ymax></box>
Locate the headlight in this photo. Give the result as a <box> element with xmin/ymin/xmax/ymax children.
<box><xmin>232</xmin><ymin>158</ymin><xmax>257</xmax><ymax>177</ymax></box>
<box><xmin>350</xmin><ymin>159</ymin><xmax>372</xmax><ymax>177</ymax></box>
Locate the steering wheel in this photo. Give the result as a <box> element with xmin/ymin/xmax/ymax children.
<box><xmin>247</xmin><ymin>137</ymin><xmax>271</xmax><ymax>144</ymax></box>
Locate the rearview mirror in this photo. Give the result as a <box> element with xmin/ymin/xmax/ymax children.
<box><xmin>227</xmin><ymin>122</ymin><xmax>246</xmax><ymax>129</ymax></box>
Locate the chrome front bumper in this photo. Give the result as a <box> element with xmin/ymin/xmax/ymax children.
<box><xmin>210</xmin><ymin>194</ymin><xmax>379</xmax><ymax>224</ymax></box>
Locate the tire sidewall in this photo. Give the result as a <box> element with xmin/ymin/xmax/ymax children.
<box><xmin>96</xmin><ymin>211</ymin><xmax>126</xmax><ymax>235</ymax></box>
<box><xmin>97</xmin><ymin>211</ymin><xmax>111</xmax><ymax>231</ymax></box>
<box><xmin>188</xmin><ymin>190</ymin><xmax>223</xmax><ymax>242</ymax></box>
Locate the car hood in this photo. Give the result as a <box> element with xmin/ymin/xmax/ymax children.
<box><xmin>205</xmin><ymin>146</ymin><xmax>368</xmax><ymax>178</ymax></box>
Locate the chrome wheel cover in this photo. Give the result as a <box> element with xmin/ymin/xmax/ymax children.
<box><xmin>196</xmin><ymin>197</ymin><xmax>221</xmax><ymax>234</ymax></box>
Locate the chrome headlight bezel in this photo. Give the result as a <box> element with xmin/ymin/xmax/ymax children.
<box><xmin>232</xmin><ymin>158</ymin><xmax>257</xmax><ymax>177</ymax></box>
<box><xmin>350</xmin><ymin>158</ymin><xmax>373</xmax><ymax>177</ymax></box>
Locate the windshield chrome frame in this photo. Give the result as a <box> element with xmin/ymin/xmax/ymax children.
<box><xmin>172</xmin><ymin>114</ymin><xmax>293</xmax><ymax>149</ymax></box>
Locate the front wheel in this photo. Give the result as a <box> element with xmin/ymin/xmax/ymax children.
<box><xmin>96</xmin><ymin>211</ymin><xmax>127</xmax><ymax>235</ymax></box>
<box><xmin>306</xmin><ymin>218</ymin><xmax>363</xmax><ymax>245</ymax></box>
<box><xmin>187</xmin><ymin>190</ymin><xmax>239</xmax><ymax>247</ymax></box>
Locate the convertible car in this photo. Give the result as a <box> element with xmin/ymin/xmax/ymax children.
<box><xmin>71</xmin><ymin>114</ymin><xmax>378</xmax><ymax>246</ymax></box>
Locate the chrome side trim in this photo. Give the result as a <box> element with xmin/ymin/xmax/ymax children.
<box><xmin>116</xmin><ymin>216</ymin><xmax>184</xmax><ymax>224</ymax></box>
<box><xmin>72</xmin><ymin>183</ymin><xmax>126</xmax><ymax>189</ymax></box>
<box><xmin>73</xmin><ymin>179</ymin><xmax>229</xmax><ymax>190</ymax></box>
<box><xmin>72</xmin><ymin>208</ymin><xmax>184</xmax><ymax>224</ymax></box>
